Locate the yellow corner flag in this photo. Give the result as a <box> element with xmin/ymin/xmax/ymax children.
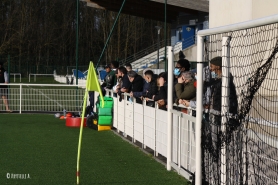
<box><xmin>86</xmin><ymin>61</ymin><xmax>104</xmax><ymax>108</ymax></box>
<box><xmin>76</xmin><ymin>61</ymin><xmax>104</xmax><ymax>184</ymax></box>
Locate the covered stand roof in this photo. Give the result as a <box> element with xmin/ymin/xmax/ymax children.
<box><xmin>81</xmin><ymin>0</ymin><xmax>209</xmax><ymax>23</ymax></box>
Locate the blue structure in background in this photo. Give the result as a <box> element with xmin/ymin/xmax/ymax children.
<box><xmin>99</xmin><ymin>70</ymin><xmax>107</xmax><ymax>81</ymax></box>
<box><xmin>72</xmin><ymin>69</ymin><xmax>86</xmax><ymax>79</ymax></box>
<box><xmin>71</xmin><ymin>68</ymin><xmax>107</xmax><ymax>81</ymax></box>
<box><xmin>182</xmin><ymin>26</ymin><xmax>195</xmax><ymax>50</ymax></box>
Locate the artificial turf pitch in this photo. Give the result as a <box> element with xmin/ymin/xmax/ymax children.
<box><xmin>0</xmin><ymin>114</ymin><xmax>190</xmax><ymax>185</ymax></box>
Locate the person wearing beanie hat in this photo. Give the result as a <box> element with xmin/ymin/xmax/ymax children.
<box><xmin>210</xmin><ymin>56</ymin><xmax>222</xmax><ymax>67</ymax></box>
<box><xmin>0</xmin><ymin>62</ymin><xmax>12</xmax><ymax>112</ymax></box>
<box><xmin>208</xmin><ymin>56</ymin><xmax>239</xmax><ymax>161</ymax></box>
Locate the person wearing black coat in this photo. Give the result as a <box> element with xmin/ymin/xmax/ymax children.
<box><xmin>127</xmin><ymin>71</ymin><xmax>144</xmax><ymax>92</ymax></box>
<box><xmin>153</xmin><ymin>72</ymin><xmax>168</xmax><ymax>110</ymax></box>
<box><xmin>143</xmin><ymin>70</ymin><xmax>158</xmax><ymax>107</ymax></box>
<box><xmin>127</xmin><ymin>71</ymin><xmax>144</xmax><ymax>103</ymax></box>
<box><xmin>207</xmin><ymin>56</ymin><xmax>239</xmax><ymax>162</ymax></box>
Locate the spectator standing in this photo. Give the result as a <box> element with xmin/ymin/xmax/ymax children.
<box><xmin>125</xmin><ymin>63</ymin><xmax>132</xmax><ymax>72</ymax></box>
<box><xmin>174</xmin><ymin>58</ymin><xmax>190</xmax><ymax>78</ymax></box>
<box><xmin>0</xmin><ymin>62</ymin><xmax>12</xmax><ymax>112</ymax></box>
<box><xmin>143</xmin><ymin>70</ymin><xmax>158</xmax><ymax>107</ymax></box>
<box><xmin>207</xmin><ymin>56</ymin><xmax>238</xmax><ymax>161</ymax></box>
<box><xmin>112</xmin><ymin>69</ymin><xmax>123</xmax><ymax>98</ymax></box>
<box><xmin>153</xmin><ymin>72</ymin><xmax>168</xmax><ymax>110</ymax></box>
<box><xmin>130</xmin><ymin>68</ymin><xmax>151</xmax><ymax>104</ymax></box>
<box><xmin>127</xmin><ymin>70</ymin><xmax>144</xmax><ymax>103</ymax></box>
<box><xmin>101</xmin><ymin>65</ymin><xmax>116</xmax><ymax>95</ymax></box>
<box><xmin>110</xmin><ymin>60</ymin><xmax>119</xmax><ymax>71</ymax></box>
<box><xmin>175</xmin><ymin>71</ymin><xmax>196</xmax><ymax>104</ymax></box>
<box><xmin>173</xmin><ymin>58</ymin><xmax>191</xmax><ymax>100</ymax></box>
<box><xmin>179</xmin><ymin>65</ymin><xmax>211</xmax><ymax>108</ymax></box>
<box><xmin>117</xmin><ymin>66</ymin><xmax>132</xmax><ymax>93</ymax></box>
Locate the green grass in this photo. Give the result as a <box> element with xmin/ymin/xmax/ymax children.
<box><xmin>20</xmin><ymin>76</ymin><xmax>59</xmax><ymax>84</ymax></box>
<box><xmin>0</xmin><ymin>114</ymin><xmax>190</xmax><ymax>185</ymax></box>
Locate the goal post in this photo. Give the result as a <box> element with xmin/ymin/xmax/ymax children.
<box><xmin>196</xmin><ymin>14</ymin><xmax>278</xmax><ymax>185</ymax></box>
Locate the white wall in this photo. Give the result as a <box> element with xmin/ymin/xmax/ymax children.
<box><xmin>183</xmin><ymin>45</ymin><xmax>197</xmax><ymax>62</ymax></box>
<box><xmin>209</xmin><ymin>0</ymin><xmax>278</xmax><ymax>28</ymax></box>
<box><xmin>252</xmin><ymin>0</ymin><xmax>278</xmax><ymax>19</ymax></box>
<box><xmin>209</xmin><ymin>0</ymin><xmax>278</xmax><ymax>97</ymax></box>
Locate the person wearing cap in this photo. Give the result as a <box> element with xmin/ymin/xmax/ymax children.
<box><xmin>101</xmin><ymin>65</ymin><xmax>116</xmax><ymax>95</ymax></box>
<box><xmin>209</xmin><ymin>56</ymin><xmax>238</xmax><ymax>114</ymax></box>
<box><xmin>0</xmin><ymin>62</ymin><xmax>12</xmax><ymax>112</ymax></box>
<box><xmin>207</xmin><ymin>56</ymin><xmax>238</xmax><ymax>161</ymax></box>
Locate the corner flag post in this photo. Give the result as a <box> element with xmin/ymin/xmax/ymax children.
<box><xmin>76</xmin><ymin>62</ymin><xmax>104</xmax><ymax>184</ymax></box>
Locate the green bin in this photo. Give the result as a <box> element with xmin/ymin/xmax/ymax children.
<box><xmin>98</xmin><ymin>115</ymin><xmax>113</xmax><ymax>126</ymax></box>
<box><xmin>97</xmin><ymin>96</ymin><xmax>113</xmax><ymax>108</ymax></box>
<box><xmin>97</xmin><ymin>107</ymin><xmax>112</xmax><ymax>116</ymax></box>
<box><xmin>96</xmin><ymin>96</ymin><xmax>113</xmax><ymax>116</ymax></box>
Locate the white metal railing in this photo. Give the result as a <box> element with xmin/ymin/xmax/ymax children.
<box><xmin>10</xmin><ymin>73</ymin><xmax>21</xmax><ymax>82</ymax></box>
<box><xmin>0</xmin><ymin>83</ymin><xmax>86</xmax><ymax>113</ymax></box>
<box><xmin>29</xmin><ymin>73</ymin><xmax>53</xmax><ymax>82</ymax></box>
<box><xmin>107</xmin><ymin>91</ymin><xmax>196</xmax><ymax>181</ymax></box>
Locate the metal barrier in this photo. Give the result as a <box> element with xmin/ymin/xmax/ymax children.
<box><xmin>0</xmin><ymin>83</ymin><xmax>86</xmax><ymax>113</ymax></box>
<box><xmin>29</xmin><ymin>73</ymin><xmax>53</xmax><ymax>82</ymax></box>
<box><xmin>110</xmin><ymin>91</ymin><xmax>196</xmax><ymax>181</ymax></box>
<box><xmin>10</xmin><ymin>73</ymin><xmax>21</xmax><ymax>82</ymax></box>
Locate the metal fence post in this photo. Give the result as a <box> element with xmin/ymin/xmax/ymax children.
<box><xmin>221</xmin><ymin>36</ymin><xmax>231</xmax><ymax>184</ymax></box>
<box><xmin>195</xmin><ymin>35</ymin><xmax>204</xmax><ymax>185</ymax></box>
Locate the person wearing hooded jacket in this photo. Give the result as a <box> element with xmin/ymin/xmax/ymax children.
<box><xmin>0</xmin><ymin>62</ymin><xmax>12</xmax><ymax>112</ymax></box>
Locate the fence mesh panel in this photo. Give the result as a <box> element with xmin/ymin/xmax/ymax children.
<box><xmin>202</xmin><ymin>23</ymin><xmax>278</xmax><ymax>184</ymax></box>
<box><xmin>0</xmin><ymin>85</ymin><xmax>85</xmax><ymax>113</ymax></box>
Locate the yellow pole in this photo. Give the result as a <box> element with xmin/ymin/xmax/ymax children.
<box><xmin>76</xmin><ymin>91</ymin><xmax>88</xmax><ymax>184</ymax></box>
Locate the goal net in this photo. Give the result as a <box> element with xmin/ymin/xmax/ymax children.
<box><xmin>201</xmin><ymin>22</ymin><xmax>278</xmax><ymax>184</ymax></box>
